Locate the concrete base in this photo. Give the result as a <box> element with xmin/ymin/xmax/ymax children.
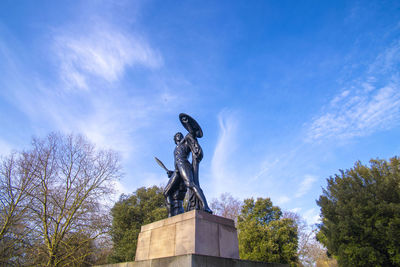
<box><xmin>97</xmin><ymin>254</ymin><xmax>288</xmax><ymax>267</ymax></box>
<box><xmin>135</xmin><ymin>210</ymin><xmax>239</xmax><ymax>261</ymax></box>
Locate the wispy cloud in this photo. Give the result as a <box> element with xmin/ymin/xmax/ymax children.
<box><xmin>54</xmin><ymin>21</ymin><xmax>162</xmax><ymax>90</ymax></box>
<box><xmin>0</xmin><ymin>139</ymin><xmax>13</xmax><ymax>157</ymax></box>
<box><xmin>290</xmin><ymin>207</ymin><xmax>301</xmax><ymax>213</ymax></box>
<box><xmin>306</xmin><ymin>41</ymin><xmax>400</xmax><ymax>142</ymax></box>
<box><xmin>44</xmin><ymin>20</ymin><xmax>171</xmax><ymax>157</ymax></box>
<box><xmin>0</xmin><ymin>14</ymin><xmax>172</xmax><ymax>164</ymax></box>
<box><xmin>369</xmin><ymin>40</ymin><xmax>400</xmax><ymax>74</ymax></box>
<box><xmin>277</xmin><ymin>195</ymin><xmax>291</xmax><ymax>205</ymax></box>
<box><xmin>211</xmin><ymin>110</ymin><xmax>239</xmax><ymax>194</ymax></box>
<box><xmin>307</xmin><ymin>84</ymin><xmax>400</xmax><ymax>142</ymax></box>
<box><xmin>303</xmin><ymin>208</ymin><xmax>320</xmax><ymax>226</ymax></box>
<box><xmin>295</xmin><ymin>175</ymin><xmax>317</xmax><ymax>198</ymax></box>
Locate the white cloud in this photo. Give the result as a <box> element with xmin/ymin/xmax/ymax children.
<box><xmin>290</xmin><ymin>207</ymin><xmax>301</xmax><ymax>213</ymax></box>
<box><xmin>113</xmin><ymin>180</ymin><xmax>131</xmax><ymax>197</ymax></box>
<box><xmin>252</xmin><ymin>158</ymin><xmax>281</xmax><ymax>181</ymax></box>
<box><xmin>296</xmin><ymin>175</ymin><xmax>317</xmax><ymax>198</ymax></box>
<box><xmin>0</xmin><ymin>139</ymin><xmax>13</xmax><ymax>157</ymax></box>
<box><xmin>0</xmin><ymin>17</ymin><xmax>172</xmax><ymax>166</ymax></box>
<box><xmin>211</xmin><ymin>110</ymin><xmax>239</xmax><ymax>194</ymax></box>
<box><xmin>276</xmin><ymin>195</ymin><xmax>291</xmax><ymax>205</ymax></box>
<box><xmin>303</xmin><ymin>208</ymin><xmax>321</xmax><ymax>226</ymax></box>
<box><xmin>31</xmin><ymin>21</ymin><xmax>168</xmax><ymax>157</ymax></box>
<box><xmin>330</xmin><ymin>90</ymin><xmax>350</xmax><ymax>105</ymax></box>
<box><xmin>369</xmin><ymin>40</ymin><xmax>400</xmax><ymax>74</ymax></box>
<box><xmin>54</xmin><ymin>22</ymin><xmax>162</xmax><ymax>90</ymax></box>
<box><xmin>307</xmin><ymin>84</ymin><xmax>400</xmax><ymax>142</ymax></box>
<box><xmin>142</xmin><ymin>171</ymin><xmax>167</xmax><ymax>188</ymax></box>
<box><xmin>73</xmin><ymin>100</ymin><xmax>135</xmax><ymax>157</ymax></box>
<box><xmin>307</xmin><ymin>41</ymin><xmax>400</xmax><ymax>143</ymax></box>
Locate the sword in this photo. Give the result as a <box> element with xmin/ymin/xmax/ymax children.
<box><xmin>154</xmin><ymin>157</ymin><xmax>170</xmax><ymax>172</ymax></box>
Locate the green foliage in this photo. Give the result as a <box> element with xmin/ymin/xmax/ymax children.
<box><xmin>317</xmin><ymin>157</ymin><xmax>400</xmax><ymax>267</ymax></box>
<box><xmin>238</xmin><ymin>198</ymin><xmax>298</xmax><ymax>266</ymax></box>
<box><xmin>108</xmin><ymin>186</ymin><xmax>167</xmax><ymax>263</ymax></box>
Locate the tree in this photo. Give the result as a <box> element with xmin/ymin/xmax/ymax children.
<box><xmin>283</xmin><ymin>212</ymin><xmax>337</xmax><ymax>267</ymax></box>
<box><xmin>210</xmin><ymin>192</ymin><xmax>242</xmax><ymax>225</ymax></box>
<box><xmin>0</xmin><ymin>133</ymin><xmax>121</xmax><ymax>266</ymax></box>
<box><xmin>317</xmin><ymin>157</ymin><xmax>400</xmax><ymax>266</ymax></box>
<box><xmin>0</xmin><ymin>153</ymin><xmax>37</xmax><ymax>265</ymax></box>
<box><xmin>238</xmin><ymin>197</ymin><xmax>298</xmax><ymax>266</ymax></box>
<box><xmin>109</xmin><ymin>186</ymin><xmax>167</xmax><ymax>263</ymax></box>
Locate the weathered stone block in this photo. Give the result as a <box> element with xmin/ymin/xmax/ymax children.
<box><xmin>135</xmin><ymin>210</ymin><xmax>239</xmax><ymax>261</ymax></box>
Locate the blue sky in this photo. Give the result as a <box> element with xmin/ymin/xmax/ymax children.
<box><xmin>1</xmin><ymin>0</ymin><xmax>400</xmax><ymax>225</ymax></box>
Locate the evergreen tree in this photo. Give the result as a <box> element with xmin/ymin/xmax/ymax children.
<box><xmin>317</xmin><ymin>157</ymin><xmax>400</xmax><ymax>266</ymax></box>
<box><xmin>238</xmin><ymin>197</ymin><xmax>298</xmax><ymax>266</ymax></box>
<box><xmin>109</xmin><ymin>186</ymin><xmax>167</xmax><ymax>263</ymax></box>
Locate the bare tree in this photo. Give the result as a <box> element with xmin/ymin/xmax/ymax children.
<box><xmin>1</xmin><ymin>133</ymin><xmax>120</xmax><ymax>266</ymax></box>
<box><xmin>283</xmin><ymin>211</ymin><xmax>337</xmax><ymax>267</ymax></box>
<box><xmin>0</xmin><ymin>152</ymin><xmax>38</xmax><ymax>265</ymax></box>
<box><xmin>210</xmin><ymin>193</ymin><xmax>242</xmax><ymax>225</ymax></box>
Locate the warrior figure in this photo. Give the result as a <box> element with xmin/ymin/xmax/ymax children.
<box><xmin>157</xmin><ymin>113</ymin><xmax>212</xmax><ymax>216</ymax></box>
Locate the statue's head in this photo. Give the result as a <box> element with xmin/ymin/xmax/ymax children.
<box><xmin>174</xmin><ymin>132</ymin><xmax>183</xmax><ymax>144</ymax></box>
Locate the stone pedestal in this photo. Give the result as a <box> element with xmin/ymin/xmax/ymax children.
<box><xmin>97</xmin><ymin>254</ymin><xmax>288</xmax><ymax>267</ymax></box>
<box><xmin>135</xmin><ymin>210</ymin><xmax>239</xmax><ymax>261</ymax></box>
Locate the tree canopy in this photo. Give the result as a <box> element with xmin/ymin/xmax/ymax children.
<box><xmin>317</xmin><ymin>157</ymin><xmax>400</xmax><ymax>266</ymax></box>
<box><xmin>108</xmin><ymin>186</ymin><xmax>167</xmax><ymax>263</ymax></box>
<box><xmin>238</xmin><ymin>197</ymin><xmax>298</xmax><ymax>266</ymax></box>
<box><xmin>0</xmin><ymin>133</ymin><xmax>120</xmax><ymax>266</ymax></box>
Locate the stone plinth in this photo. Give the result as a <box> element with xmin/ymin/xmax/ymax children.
<box><xmin>96</xmin><ymin>254</ymin><xmax>288</xmax><ymax>267</ymax></box>
<box><xmin>135</xmin><ymin>210</ymin><xmax>239</xmax><ymax>261</ymax></box>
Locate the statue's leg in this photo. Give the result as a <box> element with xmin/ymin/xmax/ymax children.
<box><xmin>178</xmin><ymin>162</ymin><xmax>212</xmax><ymax>213</ymax></box>
<box><xmin>165</xmin><ymin>196</ymin><xmax>172</xmax><ymax>217</ymax></box>
<box><xmin>189</xmin><ymin>184</ymin><xmax>212</xmax><ymax>213</ymax></box>
<box><xmin>164</xmin><ymin>172</ymin><xmax>180</xmax><ymax>196</ymax></box>
<box><xmin>186</xmin><ymin>190</ymin><xmax>196</xmax><ymax>211</ymax></box>
<box><xmin>171</xmin><ymin>199</ymin><xmax>177</xmax><ymax>216</ymax></box>
<box><xmin>177</xmin><ymin>200</ymin><xmax>185</xmax><ymax>214</ymax></box>
<box><xmin>164</xmin><ymin>172</ymin><xmax>183</xmax><ymax>217</ymax></box>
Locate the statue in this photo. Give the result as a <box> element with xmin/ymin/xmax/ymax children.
<box><xmin>155</xmin><ymin>113</ymin><xmax>212</xmax><ymax>217</ymax></box>
<box><xmin>155</xmin><ymin>157</ymin><xmax>187</xmax><ymax>217</ymax></box>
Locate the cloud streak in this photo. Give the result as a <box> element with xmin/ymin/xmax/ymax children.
<box><xmin>0</xmin><ymin>14</ymin><xmax>171</xmax><ymax>164</ymax></box>
<box><xmin>211</xmin><ymin>110</ymin><xmax>239</xmax><ymax>195</ymax></box>
<box><xmin>303</xmin><ymin>208</ymin><xmax>320</xmax><ymax>226</ymax></box>
<box><xmin>307</xmin><ymin>85</ymin><xmax>400</xmax><ymax>141</ymax></box>
<box><xmin>306</xmin><ymin>41</ymin><xmax>400</xmax><ymax>142</ymax></box>
<box><xmin>295</xmin><ymin>175</ymin><xmax>317</xmax><ymax>198</ymax></box>
<box><xmin>277</xmin><ymin>195</ymin><xmax>291</xmax><ymax>205</ymax></box>
<box><xmin>0</xmin><ymin>139</ymin><xmax>13</xmax><ymax>157</ymax></box>
<box><xmin>40</xmin><ymin>22</ymin><xmax>165</xmax><ymax>156</ymax></box>
<box><xmin>54</xmin><ymin>22</ymin><xmax>162</xmax><ymax>90</ymax></box>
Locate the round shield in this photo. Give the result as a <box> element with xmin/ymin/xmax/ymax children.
<box><xmin>179</xmin><ymin>113</ymin><xmax>203</xmax><ymax>138</ymax></box>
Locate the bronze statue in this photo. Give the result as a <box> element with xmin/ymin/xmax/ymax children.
<box><xmin>156</xmin><ymin>113</ymin><xmax>212</xmax><ymax>217</ymax></box>
<box><xmin>155</xmin><ymin>157</ymin><xmax>187</xmax><ymax>217</ymax></box>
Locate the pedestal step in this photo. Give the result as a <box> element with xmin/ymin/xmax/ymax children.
<box><xmin>98</xmin><ymin>254</ymin><xmax>289</xmax><ymax>267</ymax></box>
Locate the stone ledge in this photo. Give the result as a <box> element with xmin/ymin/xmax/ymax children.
<box><xmin>95</xmin><ymin>254</ymin><xmax>289</xmax><ymax>267</ymax></box>
<box><xmin>140</xmin><ymin>210</ymin><xmax>235</xmax><ymax>232</ymax></box>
